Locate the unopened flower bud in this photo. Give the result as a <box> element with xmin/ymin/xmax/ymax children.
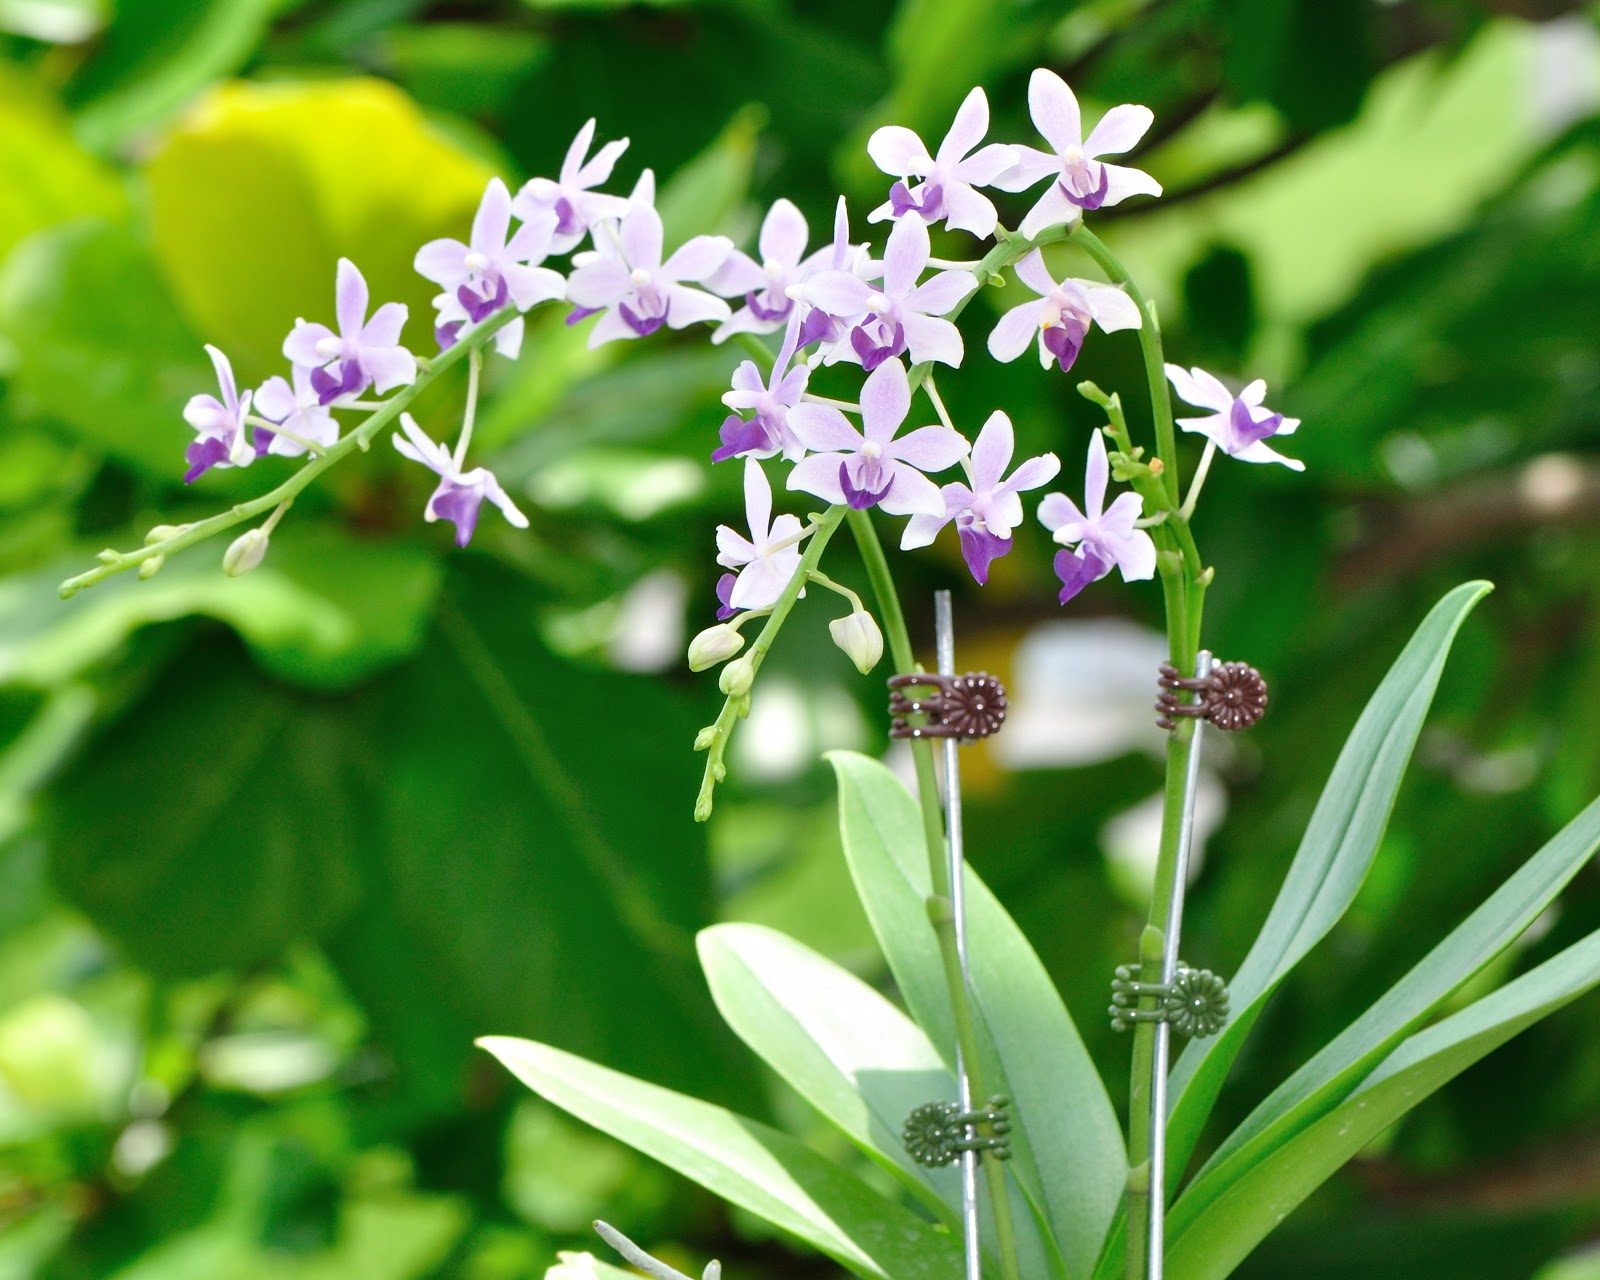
<box><xmin>223</xmin><ymin>528</ymin><xmax>269</xmax><ymax>577</ymax></box>
<box><xmin>145</xmin><ymin>524</ymin><xmax>185</xmax><ymax>544</ymax></box>
<box><xmin>693</xmin><ymin>725</ymin><xmax>717</xmax><ymax>751</ymax></box>
<box><xmin>829</xmin><ymin>610</ymin><xmax>883</xmax><ymax>674</ymax></box>
<box><xmin>138</xmin><ymin>555</ymin><xmax>165</xmax><ymax>581</ymax></box>
<box><xmin>687</xmin><ymin>624</ymin><xmax>744</xmax><ymax>672</ymax></box>
<box><xmin>719</xmin><ymin>654</ymin><xmax>756</xmax><ymax>697</ymax></box>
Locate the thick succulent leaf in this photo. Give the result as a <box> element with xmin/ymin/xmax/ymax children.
<box><xmin>478</xmin><ymin>1036</ymin><xmax>961</xmax><ymax>1280</ymax></box>
<box><xmin>1165</xmin><ymin>923</ymin><xmax>1600</xmax><ymax>1280</ymax></box>
<box><xmin>1183</xmin><ymin>789</ymin><xmax>1600</xmax><ymax>1199</ymax></box>
<box><xmin>1162</xmin><ymin>581</ymin><xmax>1492</xmax><ymax>1178</ymax></box>
<box><xmin>830</xmin><ymin>750</ymin><xmax>1122</xmax><ymax>1280</ymax></box>
<box><xmin>698</xmin><ymin>923</ymin><xmax>959</xmax><ymax>1215</ymax></box>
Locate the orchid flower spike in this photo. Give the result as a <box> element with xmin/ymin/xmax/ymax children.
<box><xmin>714</xmin><ymin>457</ymin><xmax>806</xmax><ymax>612</ymax></box>
<box><xmin>183</xmin><ymin>345</ymin><xmax>256</xmax><ymax>482</ymax></box>
<box><xmin>714</xmin><ymin>313</ymin><xmax>810</xmax><ymax>463</ymax></box>
<box><xmin>785</xmin><ymin>357</ymin><xmax>968</xmax><ymax>514</ymax></box>
<box><xmin>866</xmin><ymin>86</ymin><xmax>1016</xmax><ymax>238</ymax></box>
<box><xmin>995</xmin><ymin>69</ymin><xmax>1162</xmax><ymax>236</ymax></box>
<box><xmin>565</xmin><ymin>204</ymin><xmax>733</xmax><ymax>347</ymax></box>
<box><xmin>706</xmin><ymin>198</ymin><xmax>812</xmax><ymax>342</ymax></box>
<box><xmin>902</xmin><ymin>410</ymin><xmax>1060</xmax><ymax>581</ymax></box>
<box><xmin>1165</xmin><ymin>365</ymin><xmax>1304</xmax><ymax>469</ymax></box>
<box><xmin>416</xmin><ymin>177</ymin><xmax>567</xmax><ymax>359</ymax></box>
<box><xmin>510</xmin><ymin>118</ymin><xmax>631</xmax><ymax>254</ymax></box>
<box><xmin>391</xmin><ymin>413</ymin><xmax>528</xmax><ymax>547</ymax></box>
<box><xmin>988</xmin><ymin>249</ymin><xmax>1140</xmax><ymax>372</ymax></box>
<box><xmin>1037</xmin><ymin>429</ymin><xmax>1156</xmax><ymax>604</ymax></box>
<box><xmin>283</xmin><ymin>258</ymin><xmax>417</xmax><ymax>405</ymax></box>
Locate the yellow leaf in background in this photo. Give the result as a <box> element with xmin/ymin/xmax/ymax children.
<box><xmin>146</xmin><ymin>78</ymin><xmax>499</xmax><ymax>384</ymax></box>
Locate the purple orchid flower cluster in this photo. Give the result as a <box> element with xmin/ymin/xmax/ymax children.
<box><xmin>177</xmin><ymin>68</ymin><xmax>1302</xmax><ymax>619</ymax></box>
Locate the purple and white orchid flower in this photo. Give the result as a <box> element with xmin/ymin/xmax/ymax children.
<box><xmin>416</xmin><ymin>178</ymin><xmax>567</xmax><ymax>359</ymax></box>
<box><xmin>1037</xmin><ymin>429</ymin><xmax>1156</xmax><ymax>604</ymax></box>
<box><xmin>253</xmin><ymin>363</ymin><xmax>338</xmax><ymax>460</ymax></box>
<box><xmin>715</xmin><ymin>457</ymin><xmax>806</xmax><ymax>612</ymax></box>
<box><xmin>792</xmin><ymin>216</ymin><xmax>975</xmax><ymax>370</ymax></box>
<box><xmin>785</xmin><ymin>357</ymin><xmax>968</xmax><ymax>515</ymax></box>
<box><xmin>283</xmin><ymin>259</ymin><xmax>417</xmax><ymax>405</ymax></box>
<box><xmin>902</xmin><ymin>410</ymin><xmax>1060</xmax><ymax>582</ymax></box>
<box><xmin>996</xmin><ymin>69</ymin><xmax>1162</xmax><ymax>237</ymax></box>
<box><xmin>866</xmin><ymin>87</ymin><xmax>1016</xmax><ymax>238</ymax></box>
<box><xmin>510</xmin><ymin>119</ymin><xmax>631</xmax><ymax>255</ymax></box>
<box><xmin>707</xmin><ymin>199</ymin><xmax>812</xmax><ymax>342</ymax></box>
<box><xmin>183</xmin><ymin>345</ymin><xmax>256</xmax><ymax>482</ymax></box>
<box><xmin>1165</xmin><ymin>365</ymin><xmax>1304</xmax><ymax>470</ymax></box>
<box><xmin>564</xmin><ymin>204</ymin><xmax>733</xmax><ymax>347</ymax></box>
<box><xmin>791</xmin><ymin>197</ymin><xmax>880</xmax><ymax>350</ymax></box>
<box><xmin>988</xmin><ymin>249</ymin><xmax>1141</xmax><ymax>371</ymax></box>
<box><xmin>391</xmin><ymin>413</ymin><xmax>528</xmax><ymax>547</ymax></box>
<box><xmin>713</xmin><ymin>314</ymin><xmax>810</xmax><ymax>463</ymax></box>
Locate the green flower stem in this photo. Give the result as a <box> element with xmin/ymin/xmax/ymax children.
<box><xmin>846</xmin><ymin>507</ymin><xmax>1023</xmax><ymax>1280</ymax></box>
<box><xmin>59</xmin><ymin>306</ymin><xmax>521</xmax><ymax>599</ymax></box>
<box><xmin>1069</xmin><ymin>225</ymin><xmax>1181</xmax><ymax>511</ymax></box>
<box><xmin>692</xmin><ymin>505</ymin><xmax>847</xmax><ymax>821</ymax></box>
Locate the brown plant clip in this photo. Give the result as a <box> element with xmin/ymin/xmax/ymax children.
<box><xmin>1156</xmin><ymin>660</ymin><xmax>1268</xmax><ymax>732</ymax></box>
<box><xmin>888</xmin><ymin>672</ymin><xmax>1007</xmax><ymax>741</ymax></box>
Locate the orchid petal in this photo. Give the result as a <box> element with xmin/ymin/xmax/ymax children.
<box><xmin>1028</xmin><ymin>69</ymin><xmax>1084</xmax><ymax>154</ymax></box>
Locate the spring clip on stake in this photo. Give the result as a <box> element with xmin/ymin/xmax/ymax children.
<box><xmin>890</xmin><ymin>592</ymin><xmax>1008</xmax><ymax>1280</ymax></box>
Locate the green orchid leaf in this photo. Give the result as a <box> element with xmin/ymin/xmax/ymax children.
<box><xmin>1166</xmin><ymin>923</ymin><xmax>1600</xmax><ymax>1280</ymax></box>
<box><xmin>830</xmin><ymin>750</ymin><xmax>1122</xmax><ymax>1280</ymax></box>
<box><xmin>478</xmin><ymin>1036</ymin><xmax>962</xmax><ymax>1280</ymax></box>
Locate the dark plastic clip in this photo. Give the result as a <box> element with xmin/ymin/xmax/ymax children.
<box><xmin>1109</xmin><ymin>963</ymin><xmax>1230</xmax><ymax>1038</ymax></box>
<box><xmin>888</xmin><ymin>672</ymin><xmax>1007</xmax><ymax>741</ymax></box>
<box><xmin>1156</xmin><ymin>661</ymin><xmax>1268</xmax><ymax>732</ymax></box>
<box><xmin>902</xmin><ymin>1095</ymin><xmax>1013</xmax><ymax>1167</ymax></box>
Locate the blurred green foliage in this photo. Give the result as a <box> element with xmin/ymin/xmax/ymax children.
<box><xmin>0</xmin><ymin>0</ymin><xmax>1599</xmax><ymax>1276</ymax></box>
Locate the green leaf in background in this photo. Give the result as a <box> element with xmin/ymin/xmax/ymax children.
<box><xmin>830</xmin><ymin>750</ymin><xmax>1122</xmax><ymax>1280</ymax></box>
<box><xmin>145</xmin><ymin>78</ymin><xmax>495</xmax><ymax>380</ymax></box>
<box><xmin>0</xmin><ymin>218</ymin><xmax>205</xmax><ymax>476</ymax></box>
<box><xmin>66</xmin><ymin>0</ymin><xmax>276</xmax><ymax>152</ymax></box>
<box><xmin>1</xmin><ymin>525</ymin><xmax>443</xmax><ymax>693</ymax></box>
<box><xmin>1161</xmin><ymin>582</ymin><xmax>1493</xmax><ymax>1186</ymax></box>
<box><xmin>1166</xmin><ymin>923</ymin><xmax>1600</xmax><ymax>1280</ymax></box>
<box><xmin>479</xmin><ymin>1036</ymin><xmax>963</xmax><ymax>1280</ymax></box>
<box><xmin>45</xmin><ymin>634</ymin><xmax>367</xmax><ymax>977</ymax></box>
<box><xmin>698</xmin><ymin>922</ymin><xmax>959</xmax><ymax>1214</ymax></box>
<box><xmin>0</xmin><ymin>61</ymin><xmax>127</xmax><ymax>264</ymax></box>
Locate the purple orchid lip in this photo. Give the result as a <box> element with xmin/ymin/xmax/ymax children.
<box><xmin>436</xmin><ymin>320</ymin><xmax>464</xmax><ymax>351</ymax></box>
<box><xmin>851</xmin><ymin>320</ymin><xmax>906</xmax><ymax>371</ymax></box>
<box><xmin>565</xmin><ymin>304</ymin><xmax>601</xmax><ymax>327</ymax></box>
<box><xmin>715</xmin><ymin>572</ymin><xmax>738</xmax><ymax>621</ymax></box>
<box><xmin>797</xmin><ymin>308</ymin><xmax>836</xmax><ymax>348</ymax></box>
<box><xmin>711</xmin><ymin>413</ymin><xmax>778</xmax><ymax>463</ymax></box>
<box><xmin>958</xmin><ymin>524</ymin><xmax>1010</xmax><ymax>585</ymax></box>
<box><xmin>183</xmin><ymin>435</ymin><xmax>231</xmax><ymax>484</ymax></box>
<box><xmin>745</xmin><ymin>289</ymin><xmax>792</xmax><ymax>323</ymax></box>
<box><xmin>888</xmin><ymin>180</ymin><xmax>946</xmax><ymax>222</ymax></box>
<box><xmin>457</xmin><ymin>274</ymin><xmax>510</xmax><ymax>324</ymax></box>
<box><xmin>1229</xmin><ymin>397</ymin><xmax>1284</xmax><ymax>448</ymax></box>
<box><xmin>840</xmin><ymin>458</ymin><xmax>893</xmax><ymax>510</ymax></box>
<box><xmin>252</xmin><ymin>427</ymin><xmax>275</xmax><ymax>459</ymax></box>
<box><xmin>553</xmin><ymin>195</ymin><xmax>583</xmax><ymax>238</ymax></box>
<box><xmin>1054</xmin><ymin>545</ymin><xmax>1109</xmax><ymax>604</ymax></box>
<box><xmin>1061</xmin><ymin>164</ymin><xmax>1110</xmax><ymax>211</ymax></box>
<box><xmin>431</xmin><ymin>482</ymin><xmax>482</xmax><ymax>548</ymax></box>
<box><xmin>1042</xmin><ymin>314</ymin><xmax>1090</xmax><ymax>371</ymax></box>
<box><xmin>311</xmin><ymin>358</ymin><xmax>365</xmax><ymax>406</ymax></box>
<box><xmin>620</xmin><ymin>299</ymin><xmax>669</xmax><ymax>337</ymax></box>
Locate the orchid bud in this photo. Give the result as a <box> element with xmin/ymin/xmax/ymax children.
<box><xmin>223</xmin><ymin>528</ymin><xmax>269</xmax><ymax>577</ymax></box>
<box><xmin>687</xmin><ymin>624</ymin><xmax>744</xmax><ymax>672</ymax></box>
<box><xmin>718</xmin><ymin>654</ymin><xmax>756</xmax><ymax>697</ymax></box>
<box><xmin>693</xmin><ymin>725</ymin><xmax>717</xmax><ymax>751</ymax></box>
<box><xmin>138</xmin><ymin>555</ymin><xmax>165</xmax><ymax>581</ymax></box>
<box><xmin>829</xmin><ymin>610</ymin><xmax>883</xmax><ymax>674</ymax></box>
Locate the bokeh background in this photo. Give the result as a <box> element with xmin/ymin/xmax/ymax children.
<box><xmin>2</xmin><ymin>1</ymin><xmax>1599</xmax><ymax>1276</ymax></box>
